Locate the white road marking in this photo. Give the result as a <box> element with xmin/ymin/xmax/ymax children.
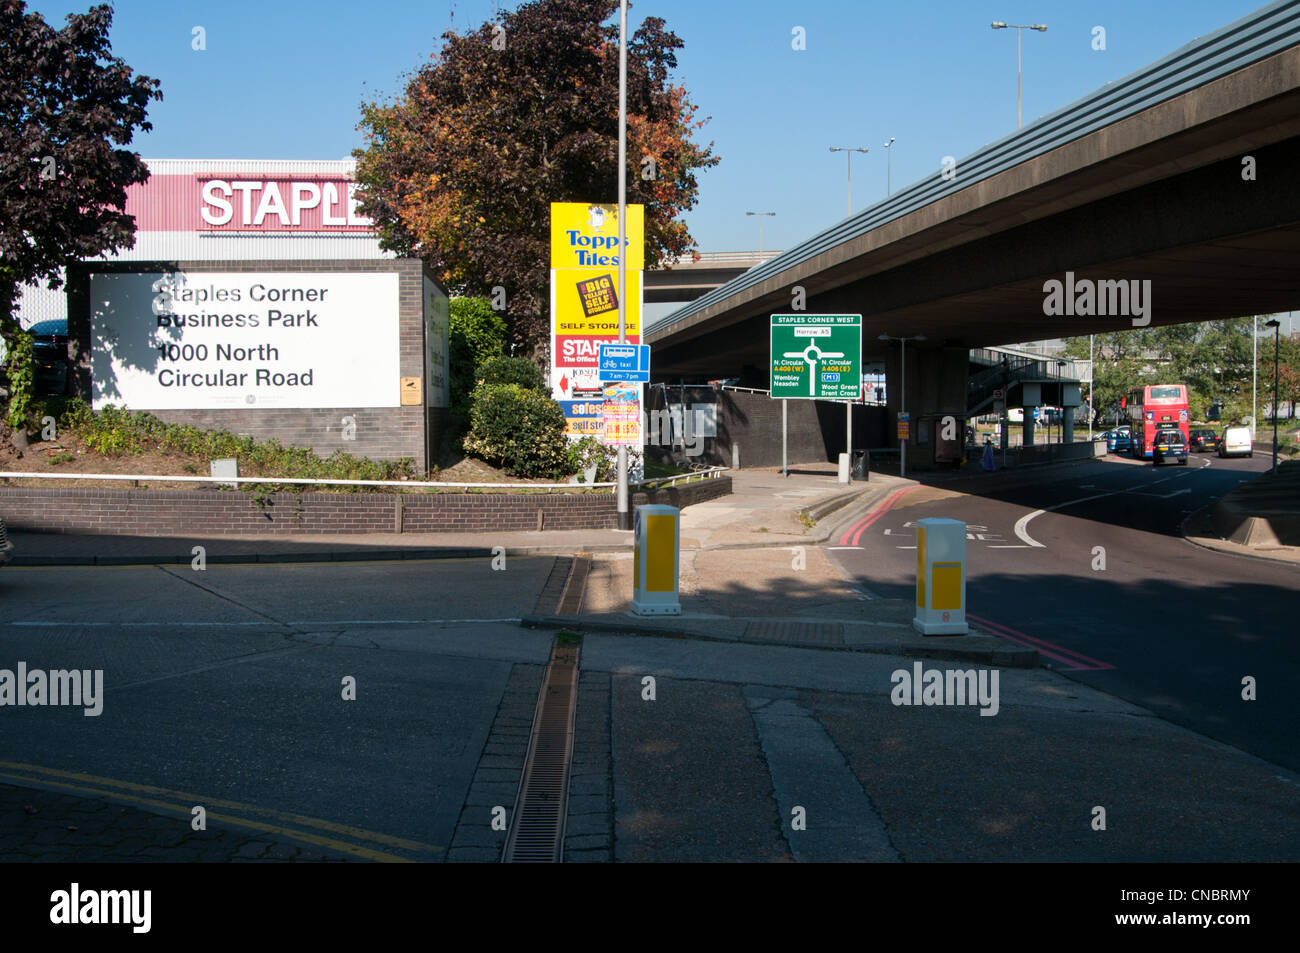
<box><xmin>895</xmin><ymin>545</ymin><xmax>917</xmax><ymax>550</ymax></box>
<box><xmin>988</xmin><ymin>545</ymin><xmax>1033</xmax><ymax>549</ymax></box>
<box><xmin>1014</xmin><ymin>490</ymin><xmax>1134</xmax><ymax>548</ymax></box>
<box><xmin>826</xmin><ymin>546</ymin><xmax>864</xmax><ymax>550</ymax></box>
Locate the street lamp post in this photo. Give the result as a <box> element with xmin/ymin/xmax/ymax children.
<box><xmin>615</xmin><ymin>0</ymin><xmax>630</xmax><ymax>530</ymax></box>
<box><xmin>883</xmin><ymin>137</ymin><xmax>896</xmax><ymax>196</ymax></box>
<box><xmin>879</xmin><ymin>333</ymin><xmax>926</xmax><ymax>479</ymax></box>
<box><xmin>1265</xmin><ymin>318</ymin><xmax>1281</xmax><ymax>472</ymax></box>
<box><xmin>991</xmin><ymin>21</ymin><xmax>1048</xmax><ymax>129</ymax></box>
<box><xmin>829</xmin><ymin>147</ymin><xmax>869</xmax><ymax>215</ymax></box>
<box><xmin>1253</xmin><ymin>315</ymin><xmax>1258</xmax><ymax>438</ymax></box>
<box><xmin>1088</xmin><ymin>334</ymin><xmax>1094</xmax><ymax>441</ymax></box>
<box><xmin>745</xmin><ymin>211</ymin><xmax>775</xmax><ymax>252</ymax></box>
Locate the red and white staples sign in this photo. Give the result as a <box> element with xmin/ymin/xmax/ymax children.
<box><xmin>125</xmin><ymin>174</ymin><xmax>374</xmax><ymax>232</ymax></box>
<box><xmin>198</xmin><ymin>177</ymin><xmax>372</xmax><ymax>231</ymax></box>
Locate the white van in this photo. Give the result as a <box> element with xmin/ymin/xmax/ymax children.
<box><xmin>1218</xmin><ymin>427</ymin><xmax>1252</xmax><ymax>457</ymax></box>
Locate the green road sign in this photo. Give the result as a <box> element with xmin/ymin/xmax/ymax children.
<box><xmin>770</xmin><ymin>313</ymin><xmax>862</xmax><ymax>399</ymax></box>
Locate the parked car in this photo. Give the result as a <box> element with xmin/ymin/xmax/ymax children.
<box><xmin>1107</xmin><ymin>428</ymin><xmax>1132</xmax><ymax>453</ymax></box>
<box><xmin>1218</xmin><ymin>426</ymin><xmax>1253</xmax><ymax>458</ymax></box>
<box><xmin>1189</xmin><ymin>428</ymin><xmax>1219</xmax><ymax>453</ymax></box>
<box><xmin>28</xmin><ymin>318</ymin><xmax>70</xmax><ymax>395</ymax></box>
<box><xmin>1153</xmin><ymin>428</ymin><xmax>1188</xmax><ymax>466</ymax></box>
<box><xmin>0</xmin><ymin>513</ymin><xmax>13</xmax><ymax>567</ymax></box>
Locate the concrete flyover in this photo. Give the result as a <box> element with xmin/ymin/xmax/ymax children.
<box><xmin>645</xmin><ymin>1</ymin><xmax>1300</xmax><ymax>466</ymax></box>
<box><xmin>645</xmin><ymin>251</ymin><xmax>781</xmax><ymax>303</ymax></box>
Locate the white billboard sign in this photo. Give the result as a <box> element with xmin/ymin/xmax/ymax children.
<box><xmin>91</xmin><ymin>271</ymin><xmax>400</xmax><ymax>410</ymax></box>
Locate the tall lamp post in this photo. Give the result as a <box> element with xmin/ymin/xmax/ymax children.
<box><xmin>829</xmin><ymin>146</ymin><xmax>869</xmax><ymax>215</ymax></box>
<box><xmin>1252</xmin><ymin>315</ymin><xmax>1258</xmax><ymax>438</ymax></box>
<box><xmin>879</xmin><ymin>333</ymin><xmax>926</xmax><ymax>479</ymax></box>
<box><xmin>883</xmin><ymin>137</ymin><xmax>896</xmax><ymax>196</ymax></box>
<box><xmin>615</xmin><ymin>0</ymin><xmax>630</xmax><ymax>529</ymax></box>
<box><xmin>991</xmin><ymin>21</ymin><xmax>1048</xmax><ymax>129</ymax></box>
<box><xmin>1265</xmin><ymin>318</ymin><xmax>1281</xmax><ymax>472</ymax></box>
<box><xmin>745</xmin><ymin>211</ymin><xmax>775</xmax><ymax>252</ymax></box>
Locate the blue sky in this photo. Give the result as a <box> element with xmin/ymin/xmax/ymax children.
<box><xmin>26</xmin><ymin>0</ymin><xmax>1276</xmax><ymax>257</ymax></box>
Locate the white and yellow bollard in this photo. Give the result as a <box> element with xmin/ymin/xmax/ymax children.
<box><xmin>632</xmin><ymin>504</ymin><xmax>681</xmax><ymax>615</ymax></box>
<box><xmin>913</xmin><ymin>517</ymin><xmax>967</xmax><ymax>635</ymax></box>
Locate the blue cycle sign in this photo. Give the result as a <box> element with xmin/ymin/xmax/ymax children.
<box><xmin>769</xmin><ymin>314</ymin><xmax>862</xmax><ymax>399</ymax></box>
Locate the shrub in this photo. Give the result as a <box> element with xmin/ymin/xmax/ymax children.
<box><xmin>565</xmin><ymin>435</ymin><xmax>618</xmax><ymax>481</ymax></box>
<box><xmin>474</xmin><ymin>355</ymin><xmax>546</xmax><ymax>393</ymax></box>
<box><xmin>463</xmin><ymin>382</ymin><xmax>569</xmax><ymax>478</ymax></box>
<box><xmin>448</xmin><ymin>297</ymin><xmax>506</xmax><ymax>431</ymax></box>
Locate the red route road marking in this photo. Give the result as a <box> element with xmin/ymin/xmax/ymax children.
<box><xmin>968</xmin><ymin>613</ymin><xmax>1116</xmax><ymax>671</ymax></box>
<box><xmin>838</xmin><ymin>487</ymin><xmax>917</xmax><ymax>547</ymax></box>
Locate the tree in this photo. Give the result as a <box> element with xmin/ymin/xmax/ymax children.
<box><xmin>353</xmin><ymin>0</ymin><xmax>719</xmax><ymax>354</ymax></box>
<box><xmin>0</xmin><ymin>1</ymin><xmax>161</xmax><ymax>429</ymax></box>
<box><xmin>448</xmin><ymin>296</ymin><xmax>507</xmax><ymax>431</ymax></box>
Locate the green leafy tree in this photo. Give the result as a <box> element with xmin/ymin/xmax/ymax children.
<box><xmin>448</xmin><ymin>296</ymin><xmax>506</xmax><ymax>431</ymax></box>
<box><xmin>0</xmin><ymin>1</ymin><xmax>161</xmax><ymax>431</ymax></box>
<box><xmin>353</xmin><ymin>0</ymin><xmax>719</xmax><ymax>353</ymax></box>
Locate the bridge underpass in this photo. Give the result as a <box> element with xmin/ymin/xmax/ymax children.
<box><xmin>645</xmin><ymin>2</ymin><xmax>1300</xmax><ymax>469</ymax></box>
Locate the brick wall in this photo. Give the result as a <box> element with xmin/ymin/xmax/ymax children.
<box><xmin>66</xmin><ymin>259</ymin><xmax>445</xmax><ymax>475</ymax></box>
<box><xmin>0</xmin><ymin>477</ymin><xmax>731</xmax><ymax>536</ymax></box>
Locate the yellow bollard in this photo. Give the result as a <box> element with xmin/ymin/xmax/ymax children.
<box><xmin>913</xmin><ymin>517</ymin><xmax>968</xmax><ymax>635</ymax></box>
<box><xmin>632</xmin><ymin>504</ymin><xmax>681</xmax><ymax>615</ymax></box>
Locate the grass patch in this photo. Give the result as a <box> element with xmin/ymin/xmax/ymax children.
<box><xmin>556</xmin><ymin>630</ymin><xmax>583</xmax><ymax>646</ymax></box>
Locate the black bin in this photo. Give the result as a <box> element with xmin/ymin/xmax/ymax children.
<box><xmin>851</xmin><ymin>449</ymin><xmax>869</xmax><ymax>481</ymax></box>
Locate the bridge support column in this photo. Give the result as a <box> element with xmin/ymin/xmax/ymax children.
<box><xmin>1023</xmin><ymin>412</ymin><xmax>1037</xmax><ymax>447</ymax></box>
<box><xmin>883</xmin><ymin>345</ymin><xmax>968</xmax><ymax>470</ymax></box>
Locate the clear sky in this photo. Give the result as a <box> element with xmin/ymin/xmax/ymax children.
<box><xmin>24</xmin><ymin>0</ymin><xmax>1276</xmax><ymax>256</ymax></box>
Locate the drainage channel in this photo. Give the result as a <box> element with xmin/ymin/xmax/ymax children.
<box><xmin>501</xmin><ymin>638</ymin><xmax>580</xmax><ymax>862</ymax></box>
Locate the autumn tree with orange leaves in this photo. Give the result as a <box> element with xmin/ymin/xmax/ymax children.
<box><xmin>353</xmin><ymin>0</ymin><xmax>719</xmax><ymax>355</ymax></box>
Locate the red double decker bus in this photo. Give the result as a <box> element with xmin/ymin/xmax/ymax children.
<box><xmin>1126</xmin><ymin>384</ymin><xmax>1189</xmax><ymax>459</ymax></box>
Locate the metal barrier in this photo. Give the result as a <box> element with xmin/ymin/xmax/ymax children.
<box><xmin>0</xmin><ymin>471</ymin><xmax>617</xmax><ymax>492</ymax></box>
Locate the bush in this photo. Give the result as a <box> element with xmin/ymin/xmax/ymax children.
<box><xmin>463</xmin><ymin>382</ymin><xmax>569</xmax><ymax>478</ymax></box>
<box><xmin>565</xmin><ymin>435</ymin><xmax>618</xmax><ymax>482</ymax></box>
<box><xmin>475</xmin><ymin>355</ymin><xmax>546</xmax><ymax>393</ymax></box>
<box><xmin>448</xmin><ymin>297</ymin><xmax>507</xmax><ymax>432</ymax></box>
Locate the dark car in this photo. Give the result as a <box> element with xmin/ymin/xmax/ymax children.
<box><xmin>1189</xmin><ymin>428</ymin><xmax>1219</xmax><ymax>453</ymax></box>
<box><xmin>28</xmin><ymin>319</ymin><xmax>70</xmax><ymax>395</ymax></box>
<box><xmin>1152</xmin><ymin>428</ymin><xmax>1188</xmax><ymax>466</ymax></box>
<box><xmin>1107</xmin><ymin>428</ymin><xmax>1132</xmax><ymax>453</ymax></box>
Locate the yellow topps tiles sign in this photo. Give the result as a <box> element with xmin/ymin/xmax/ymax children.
<box><xmin>550</xmin><ymin>203</ymin><xmax>644</xmax><ymax>271</ymax></box>
<box><xmin>553</xmin><ymin>267</ymin><xmax>642</xmax><ymax>336</ymax></box>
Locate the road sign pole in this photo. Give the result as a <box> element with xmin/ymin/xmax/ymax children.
<box><xmin>900</xmin><ymin>338</ymin><xmax>907</xmax><ymax>480</ymax></box>
<box><xmin>782</xmin><ymin>398</ymin><xmax>788</xmax><ymax>478</ymax></box>
<box><xmin>846</xmin><ymin>399</ymin><xmax>852</xmax><ymax>469</ymax></box>
<box><xmin>615</xmin><ymin>0</ymin><xmax>630</xmax><ymax>531</ymax></box>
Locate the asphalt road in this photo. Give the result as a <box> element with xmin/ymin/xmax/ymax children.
<box><xmin>0</xmin><ymin>556</ymin><xmax>556</xmax><ymax>859</ymax></box>
<box><xmin>827</xmin><ymin>451</ymin><xmax>1300</xmax><ymax>772</ymax></box>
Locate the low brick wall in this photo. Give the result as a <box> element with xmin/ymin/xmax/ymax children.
<box><xmin>0</xmin><ymin>476</ymin><xmax>731</xmax><ymax>536</ymax></box>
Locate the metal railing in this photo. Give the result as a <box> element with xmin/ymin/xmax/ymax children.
<box><xmin>630</xmin><ymin>466</ymin><xmax>729</xmax><ymax>489</ymax></box>
<box><xmin>0</xmin><ymin>471</ymin><xmax>617</xmax><ymax>491</ymax></box>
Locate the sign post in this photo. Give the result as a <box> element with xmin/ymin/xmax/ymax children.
<box><xmin>770</xmin><ymin>313</ymin><xmax>862</xmax><ymax>478</ymax></box>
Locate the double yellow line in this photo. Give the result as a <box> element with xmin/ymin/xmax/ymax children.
<box><xmin>0</xmin><ymin>761</ymin><xmax>443</xmax><ymax>863</ymax></box>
